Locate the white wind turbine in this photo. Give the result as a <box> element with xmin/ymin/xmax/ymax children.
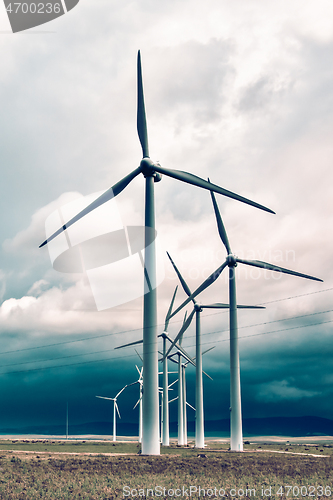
<box><xmin>160</xmin><ymin>286</ymin><xmax>177</xmax><ymax>446</ymax></box>
<box><xmin>159</xmin><ymin>379</ymin><xmax>178</xmax><ymax>444</ymax></box>
<box><xmin>169</xmin><ymin>189</ymin><xmax>323</xmax><ymax>451</ymax></box>
<box><xmin>169</xmin><ymin>344</ymin><xmax>214</xmax><ymax>446</ymax></box>
<box><xmin>40</xmin><ymin>51</ymin><xmax>274</xmax><ymax>455</ymax></box>
<box><xmin>96</xmin><ymin>385</ymin><xmax>130</xmax><ymax>442</ymax></box>
<box><xmin>168</xmin><ymin>350</ymin><xmax>195</xmax><ymax>446</ymax></box>
<box><xmin>132</xmin><ymin>364</ymin><xmax>143</xmax><ymax>443</ymax></box>
<box><xmin>115</xmin><ymin>286</ymin><xmax>197</xmax><ymax>446</ymax></box>
<box><xmin>165</xmin><ymin>252</ymin><xmax>264</xmax><ymax>448</ymax></box>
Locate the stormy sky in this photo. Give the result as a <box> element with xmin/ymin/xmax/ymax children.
<box><xmin>0</xmin><ymin>0</ymin><xmax>332</xmax><ymax>434</ymax></box>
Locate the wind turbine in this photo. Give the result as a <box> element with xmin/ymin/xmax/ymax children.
<box><xmin>115</xmin><ymin>286</ymin><xmax>196</xmax><ymax>446</ymax></box>
<box><xmin>165</xmin><ymin>252</ymin><xmax>264</xmax><ymax>448</ymax></box>
<box><xmin>168</xmin><ymin>350</ymin><xmax>194</xmax><ymax>445</ymax></box>
<box><xmin>161</xmin><ymin>285</ymin><xmax>178</xmax><ymax>446</ymax></box>
<box><xmin>169</xmin><ymin>347</ymin><xmax>213</xmax><ymax>445</ymax></box>
<box><xmin>132</xmin><ymin>364</ymin><xmax>143</xmax><ymax>443</ymax></box>
<box><xmin>96</xmin><ymin>385</ymin><xmax>128</xmax><ymax>442</ymax></box>
<box><xmin>130</xmin><ymin>350</ymin><xmax>146</xmax><ymax>443</ymax></box>
<box><xmin>39</xmin><ymin>51</ymin><xmax>275</xmax><ymax>455</ymax></box>
<box><xmin>169</xmin><ymin>190</ymin><xmax>323</xmax><ymax>451</ymax></box>
<box><xmin>171</xmin><ymin>311</ymin><xmax>191</xmax><ymax>446</ymax></box>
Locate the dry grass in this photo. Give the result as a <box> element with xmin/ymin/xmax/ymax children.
<box><xmin>0</xmin><ymin>440</ymin><xmax>332</xmax><ymax>499</ymax></box>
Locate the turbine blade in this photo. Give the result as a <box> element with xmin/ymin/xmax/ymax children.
<box><xmin>236</xmin><ymin>258</ymin><xmax>323</xmax><ymax>282</ymax></box>
<box><xmin>164</xmin><ymin>332</ymin><xmax>177</xmax><ymax>345</ymax></box>
<box><xmin>186</xmin><ymin>402</ymin><xmax>196</xmax><ymax>411</ymax></box>
<box><xmin>116</xmin><ymin>386</ymin><xmax>127</xmax><ymax>398</ymax></box>
<box><xmin>169</xmin><ymin>397</ymin><xmax>178</xmax><ymax>404</ymax></box>
<box><xmin>237</xmin><ymin>304</ymin><xmax>266</xmax><ymax>309</ymax></box>
<box><xmin>200</xmin><ymin>303</ymin><xmax>230</xmax><ymax>309</ymax></box>
<box><xmin>169</xmin><ymin>261</ymin><xmax>228</xmax><ymax>319</ymax></box>
<box><xmin>115</xmin><ymin>401</ymin><xmax>121</xmax><ymax>419</ymax></box>
<box><xmin>166</xmin><ymin>252</ymin><xmax>193</xmax><ymax>300</ymax></box>
<box><xmin>168</xmin><ymin>356</ymin><xmax>179</xmax><ymax>365</ymax></box>
<box><xmin>135</xmin><ymin>349</ymin><xmax>143</xmax><ymax>362</ymax></box>
<box><xmin>137</xmin><ymin>50</ymin><xmax>149</xmax><ymax>158</ymax></box>
<box><xmin>127</xmin><ymin>381</ymin><xmax>139</xmax><ymax>388</ymax></box>
<box><xmin>203</xmin><ymin>370</ymin><xmax>213</xmax><ymax>381</ymax></box>
<box><xmin>133</xmin><ymin>399</ymin><xmax>140</xmax><ymax>410</ymax></box>
<box><xmin>96</xmin><ymin>396</ymin><xmax>115</xmax><ymax>401</ymax></box>
<box><xmin>209</xmin><ymin>187</ymin><xmax>231</xmax><ymax>254</ymax></box>
<box><xmin>163</xmin><ymin>309</ymin><xmax>196</xmax><ymax>361</ymax></box>
<box><xmin>200</xmin><ymin>303</ymin><xmax>265</xmax><ymax>309</ymax></box>
<box><xmin>153</xmin><ymin>164</ymin><xmax>275</xmax><ymax>214</ymax></box>
<box><xmin>115</xmin><ymin>338</ymin><xmax>143</xmax><ymax>350</ymax></box>
<box><xmin>39</xmin><ymin>167</ymin><xmax>141</xmax><ymax>247</ymax></box>
<box><xmin>164</xmin><ymin>285</ymin><xmax>178</xmax><ymax>331</ymax></box>
<box><xmin>168</xmin><ymin>379</ymin><xmax>178</xmax><ymax>389</ymax></box>
<box><xmin>202</xmin><ymin>346</ymin><xmax>215</xmax><ymax>355</ymax></box>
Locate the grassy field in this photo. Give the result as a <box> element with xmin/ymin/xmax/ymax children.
<box><xmin>0</xmin><ymin>439</ymin><xmax>332</xmax><ymax>499</ymax></box>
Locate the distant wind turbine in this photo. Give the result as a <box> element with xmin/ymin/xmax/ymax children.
<box><xmin>165</xmin><ymin>252</ymin><xmax>264</xmax><ymax>448</ymax></box>
<box><xmin>132</xmin><ymin>364</ymin><xmax>143</xmax><ymax>443</ymax></box>
<box><xmin>96</xmin><ymin>383</ymin><xmax>135</xmax><ymax>442</ymax></box>
<box><xmin>116</xmin><ymin>286</ymin><xmax>196</xmax><ymax>446</ymax></box>
<box><xmin>160</xmin><ymin>285</ymin><xmax>178</xmax><ymax>446</ymax></box>
<box><xmin>159</xmin><ymin>379</ymin><xmax>177</xmax><ymax>444</ymax></box>
<box><xmin>40</xmin><ymin>52</ymin><xmax>274</xmax><ymax>455</ymax></box>
<box><xmin>170</xmin><ymin>189</ymin><xmax>323</xmax><ymax>451</ymax></box>
<box><xmin>168</xmin><ymin>350</ymin><xmax>192</xmax><ymax>446</ymax></box>
<box><xmin>169</xmin><ymin>345</ymin><xmax>214</xmax><ymax>446</ymax></box>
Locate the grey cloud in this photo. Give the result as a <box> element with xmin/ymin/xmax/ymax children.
<box><xmin>257</xmin><ymin>380</ymin><xmax>319</xmax><ymax>402</ymax></box>
<box><xmin>237</xmin><ymin>75</ymin><xmax>292</xmax><ymax>114</ymax></box>
<box><xmin>148</xmin><ymin>39</ymin><xmax>235</xmax><ymax>127</ymax></box>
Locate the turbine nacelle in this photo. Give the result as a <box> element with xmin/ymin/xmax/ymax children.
<box><xmin>140</xmin><ymin>157</ymin><xmax>163</xmax><ymax>182</ymax></box>
<box><xmin>227</xmin><ymin>254</ymin><xmax>238</xmax><ymax>267</ymax></box>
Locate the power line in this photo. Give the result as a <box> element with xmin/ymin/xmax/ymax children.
<box><xmin>1</xmin><ymin>287</ymin><xmax>332</xmax><ymax>358</ymax></box>
<box><xmin>1</xmin><ymin>316</ymin><xmax>331</xmax><ymax>375</ymax></box>
<box><xmin>0</xmin><ymin>325</ymin><xmax>143</xmax><ymax>356</ymax></box>
<box><xmin>200</xmin><ymin>308</ymin><xmax>333</xmax><ymax>338</ymax></box>
<box><xmin>0</xmin><ymin>352</ymin><xmax>139</xmax><ymax>376</ymax></box>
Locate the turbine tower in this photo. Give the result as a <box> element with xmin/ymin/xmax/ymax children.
<box><xmin>170</xmin><ymin>190</ymin><xmax>323</xmax><ymax>451</ymax></box>
<box><xmin>40</xmin><ymin>52</ymin><xmax>274</xmax><ymax>455</ymax></box>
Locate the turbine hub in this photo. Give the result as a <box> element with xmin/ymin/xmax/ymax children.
<box><xmin>194</xmin><ymin>303</ymin><xmax>202</xmax><ymax>312</ymax></box>
<box><xmin>227</xmin><ymin>254</ymin><xmax>237</xmax><ymax>267</ymax></box>
<box><xmin>140</xmin><ymin>157</ymin><xmax>162</xmax><ymax>181</ymax></box>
